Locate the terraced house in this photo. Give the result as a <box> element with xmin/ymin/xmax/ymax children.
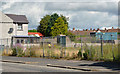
<box><xmin>0</xmin><ymin>11</ymin><xmax>29</xmax><ymax>47</ymax></box>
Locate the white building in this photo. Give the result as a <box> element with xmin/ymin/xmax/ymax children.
<box><xmin>0</xmin><ymin>11</ymin><xmax>29</xmax><ymax>46</ymax></box>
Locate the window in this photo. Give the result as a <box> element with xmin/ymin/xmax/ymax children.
<box><xmin>21</xmin><ymin>40</ymin><xmax>24</xmax><ymax>44</ymax></box>
<box><xmin>17</xmin><ymin>24</ymin><xmax>23</xmax><ymax>30</ymax></box>
<box><xmin>16</xmin><ymin>40</ymin><xmax>20</xmax><ymax>43</ymax></box>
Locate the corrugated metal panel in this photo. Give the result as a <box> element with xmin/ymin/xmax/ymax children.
<box><xmin>96</xmin><ymin>32</ymin><xmax>117</xmax><ymax>40</ymax></box>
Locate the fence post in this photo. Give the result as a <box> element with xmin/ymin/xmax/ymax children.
<box><xmin>43</xmin><ymin>37</ymin><xmax>44</xmax><ymax>58</ymax></box>
<box><xmin>0</xmin><ymin>39</ymin><xmax>2</xmax><ymax>55</ymax></box>
<box><xmin>100</xmin><ymin>34</ymin><xmax>103</xmax><ymax>58</ymax></box>
<box><xmin>81</xmin><ymin>37</ymin><xmax>83</xmax><ymax>58</ymax></box>
<box><xmin>111</xmin><ymin>34</ymin><xmax>115</xmax><ymax>61</ymax></box>
<box><xmin>7</xmin><ymin>38</ymin><xmax>8</xmax><ymax>55</ymax></box>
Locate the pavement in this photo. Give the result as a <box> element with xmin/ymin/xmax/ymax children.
<box><xmin>1</xmin><ymin>56</ymin><xmax>120</xmax><ymax>72</ymax></box>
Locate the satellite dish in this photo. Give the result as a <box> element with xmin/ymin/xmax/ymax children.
<box><xmin>8</xmin><ymin>28</ymin><xmax>13</xmax><ymax>34</ymax></box>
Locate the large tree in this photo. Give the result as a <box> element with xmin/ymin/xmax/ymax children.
<box><xmin>37</xmin><ymin>13</ymin><xmax>69</xmax><ymax>36</ymax></box>
<box><xmin>51</xmin><ymin>17</ymin><xmax>68</xmax><ymax>36</ymax></box>
<box><xmin>37</xmin><ymin>15</ymin><xmax>51</xmax><ymax>36</ymax></box>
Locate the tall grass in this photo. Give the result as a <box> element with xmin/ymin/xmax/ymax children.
<box><xmin>2</xmin><ymin>43</ymin><xmax>120</xmax><ymax>62</ymax></box>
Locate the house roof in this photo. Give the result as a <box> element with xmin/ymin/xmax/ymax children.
<box><xmin>6</xmin><ymin>14</ymin><xmax>29</xmax><ymax>24</ymax></box>
<box><xmin>28</xmin><ymin>32</ymin><xmax>43</xmax><ymax>37</ymax></box>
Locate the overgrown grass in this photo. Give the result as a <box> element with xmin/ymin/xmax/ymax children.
<box><xmin>2</xmin><ymin>43</ymin><xmax>120</xmax><ymax>62</ymax></box>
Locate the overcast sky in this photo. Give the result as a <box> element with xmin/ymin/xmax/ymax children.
<box><xmin>0</xmin><ymin>0</ymin><xmax>119</xmax><ymax>30</ymax></box>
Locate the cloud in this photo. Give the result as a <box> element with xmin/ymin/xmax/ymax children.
<box><xmin>45</xmin><ymin>2</ymin><xmax>118</xmax><ymax>15</ymax></box>
<box><xmin>100</xmin><ymin>26</ymin><xmax>118</xmax><ymax>30</ymax></box>
<box><xmin>1</xmin><ymin>0</ymin><xmax>119</xmax><ymax>2</ymax></box>
<box><xmin>1</xmin><ymin>1</ymin><xmax>118</xmax><ymax>30</ymax></box>
<box><xmin>2</xmin><ymin>1</ymin><xmax>15</xmax><ymax>10</ymax></box>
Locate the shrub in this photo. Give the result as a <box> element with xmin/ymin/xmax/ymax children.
<box><xmin>83</xmin><ymin>52</ymin><xmax>88</xmax><ymax>60</ymax></box>
<box><xmin>11</xmin><ymin>48</ymin><xmax>17</xmax><ymax>56</ymax></box>
<box><xmin>77</xmin><ymin>50</ymin><xmax>82</xmax><ymax>58</ymax></box>
<box><xmin>17</xmin><ymin>47</ymin><xmax>24</xmax><ymax>57</ymax></box>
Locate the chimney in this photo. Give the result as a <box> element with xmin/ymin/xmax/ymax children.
<box><xmin>97</xmin><ymin>28</ymin><xmax>100</xmax><ymax>31</ymax></box>
<box><xmin>73</xmin><ymin>28</ymin><xmax>75</xmax><ymax>31</ymax></box>
<box><xmin>93</xmin><ymin>29</ymin><xmax>95</xmax><ymax>31</ymax></box>
<box><xmin>86</xmin><ymin>29</ymin><xmax>88</xmax><ymax>31</ymax></box>
<box><xmin>90</xmin><ymin>28</ymin><xmax>92</xmax><ymax>30</ymax></box>
<box><xmin>105</xmin><ymin>28</ymin><xmax>107</xmax><ymax>30</ymax></box>
<box><xmin>112</xmin><ymin>27</ymin><xmax>114</xmax><ymax>30</ymax></box>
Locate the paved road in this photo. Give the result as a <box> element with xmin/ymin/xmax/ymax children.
<box><xmin>1</xmin><ymin>62</ymin><xmax>83</xmax><ymax>72</ymax></box>
<box><xmin>2</xmin><ymin>56</ymin><xmax>120</xmax><ymax>72</ymax></box>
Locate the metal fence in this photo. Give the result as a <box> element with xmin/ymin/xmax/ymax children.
<box><xmin>0</xmin><ymin>35</ymin><xmax>119</xmax><ymax>61</ymax></box>
<box><xmin>0</xmin><ymin>38</ymin><xmax>11</xmax><ymax>55</ymax></box>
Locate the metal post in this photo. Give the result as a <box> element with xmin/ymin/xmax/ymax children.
<box><xmin>43</xmin><ymin>37</ymin><xmax>44</xmax><ymax>58</ymax></box>
<box><xmin>111</xmin><ymin>34</ymin><xmax>115</xmax><ymax>61</ymax></box>
<box><xmin>0</xmin><ymin>39</ymin><xmax>2</xmax><ymax>55</ymax></box>
<box><xmin>81</xmin><ymin>37</ymin><xmax>83</xmax><ymax>58</ymax></box>
<box><xmin>7</xmin><ymin>38</ymin><xmax>8</xmax><ymax>55</ymax></box>
<box><xmin>101</xmin><ymin>34</ymin><xmax>103</xmax><ymax>58</ymax></box>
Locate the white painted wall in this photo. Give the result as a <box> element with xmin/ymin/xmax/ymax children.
<box><xmin>0</xmin><ymin>11</ymin><xmax>28</xmax><ymax>46</ymax></box>
<box><xmin>0</xmin><ymin>11</ymin><xmax>13</xmax><ymax>39</ymax></box>
<box><xmin>16</xmin><ymin>24</ymin><xmax>28</xmax><ymax>36</ymax></box>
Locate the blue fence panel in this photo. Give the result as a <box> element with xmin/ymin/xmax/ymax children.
<box><xmin>96</xmin><ymin>32</ymin><xmax>117</xmax><ymax>40</ymax></box>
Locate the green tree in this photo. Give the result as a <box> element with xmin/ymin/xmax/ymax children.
<box><xmin>47</xmin><ymin>13</ymin><xmax>59</xmax><ymax>36</ymax></box>
<box><xmin>51</xmin><ymin>17</ymin><xmax>68</xmax><ymax>36</ymax></box>
<box><xmin>37</xmin><ymin>15</ymin><xmax>51</xmax><ymax>36</ymax></box>
<box><xmin>60</xmin><ymin>14</ymin><xmax>69</xmax><ymax>28</ymax></box>
<box><xmin>37</xmin><ymin>13</ymin><xmax>69</xmax><ymax>36</ymax></box>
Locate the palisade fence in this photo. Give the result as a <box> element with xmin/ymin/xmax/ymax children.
<box><xmin>0</xmin><ymin>35</ymin><xmax>119</xmax><ymax>61</ymax></box>
<box><xmin>0</xmin><ymin>38</ymin><xmax>11</xmax><ymax>55</ymax></box>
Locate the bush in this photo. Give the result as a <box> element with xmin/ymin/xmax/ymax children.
<box><xmin>11</xmin><ymin>48</ymin><xmax>17</xmax><ymax>56</ymax></box>
<box><xmin>83</xmin><ymin>53</ymin><xmax>88</xmax><ymax>60</ymax></box>
<box><xmin>77</xmin><ymin>50</ymin><xmax>82</xmax><ymax>58</ymax></box>
<box><xmin>17</xmin><ymin>47</ymin><xmax>26</xmax><ymax>57</ymax></box>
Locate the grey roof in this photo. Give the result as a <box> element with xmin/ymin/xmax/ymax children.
<box><xmin>12</xmin><ymin>36</ymin><xmax>40</xmax><ymax>38</ymax></box>
<box><xmin>6</xmin><ymin>14</ymin><xmax>29</xmax><ymax>24</ymax></box>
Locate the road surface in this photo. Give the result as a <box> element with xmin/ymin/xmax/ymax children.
<box><xmin>1</xmin><ymin>62</ymin><xmax>83</xmax><ymax>72</ymax></box>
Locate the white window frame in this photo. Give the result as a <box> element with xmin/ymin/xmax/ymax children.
<box><xmin>17</xmin><ymin>24</ymin><xmax>23</xmax><ymax>31</ymax></box>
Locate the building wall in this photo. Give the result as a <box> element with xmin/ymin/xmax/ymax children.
<box><xmin>0</xmin><ymin>11</ymin><xmax>13</xmax><ymax>39</ymax></box>
<box><xmin>0</xmin><ymin>23</ymin><xmax>2</xmax><ymax>39</ymax></box>
<box><xmin>0</xmin><ymin>11</ymin><xmax>28</xmax><ymax>47</ymax></box>
<box><xmin>16</xmin><ymin>24</ymin><xmax>28</xmax><ymax>36</ymax></box>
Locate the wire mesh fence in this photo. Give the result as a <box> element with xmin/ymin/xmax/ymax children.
<box><xmin>0</xmin><ymin>35</ymin><xmax>119</xmax><ymax>61</ymax></box>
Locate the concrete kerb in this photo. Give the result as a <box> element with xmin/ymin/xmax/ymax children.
<box><xmin>0</xmin><ymin>60</ymin><xmax>38</xmax><ymax>64</ymax></box>
<box><xmin>47</xmin><ymin>64</ymin><xmax>96</xmax><ymax>71</ymax></box>
<box><xmin>47</xmin><ymin>64</ymin><xmax>117</xmax><ymax>72</ymax></box>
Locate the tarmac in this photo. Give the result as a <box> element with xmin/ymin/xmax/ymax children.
<box><xmin>1</xmin><ymin>56</ymin><xmax>120</xmax><ymax>72</ymax></box>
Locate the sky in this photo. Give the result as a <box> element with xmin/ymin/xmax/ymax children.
<box><xmin>0</xmin><ymin>0</ymin><xmax>119</xmax><ymax>30</ymax></box>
